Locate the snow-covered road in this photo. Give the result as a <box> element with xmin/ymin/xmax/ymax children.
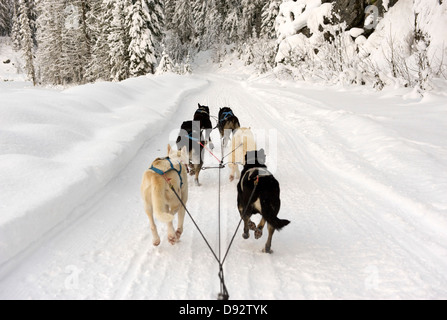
<box><xmin>1</xmin><ymin>73</ymin><xmax>447</xmax><ymax>299</ymax></box>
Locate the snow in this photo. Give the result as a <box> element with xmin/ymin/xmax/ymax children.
<box><xmin>0</xmin><ymin>37</ymin><xmax>27</xmax><ymax>82</ymax></box>
<box><xmin>275</xmin><ymin>0</ymin><xmax>322</xmax><ymax>41</ymax></box>
<box><xmin>275</xmin><ymin>0</ymin><xmax>447</xmax><ymax>89</ymax></box>
<box><xmin>0</xmin><ymin>73</ymin><xmax>208</xmax><ymax>268</ymax></box>
<box><xmin>1</xmin><ymin>47</ymin><xmax>447</xmax><ymax>299</ymax></box>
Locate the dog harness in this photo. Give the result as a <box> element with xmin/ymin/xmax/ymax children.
<box><xmin>185</xmin><ymin>132</ymin><xmax>201</xmax><ymax>142</ymax></box>
<box><xmin>149</xmin><ymin>157</ymin><xmax>184</xmax><ymax>188</ymax></box>
<box><xmin>220</xmin><ymin>111</ymin><xmax>234</xmax><ymax>123</ymax></box>
<box><xmin>240</xmin><ymin>167</ymin><xmax>271</xmax><ymax>193</ymax></box>
<box><xmin>195</xmin><ymin>108</ymin><xmax>209</xmax><ymax>115</ymax></box>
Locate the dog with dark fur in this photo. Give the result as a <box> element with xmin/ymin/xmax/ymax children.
<box><xmin>193</xmin><ymin>104</ymin><xmax>213</xmax><ymax>148</ymax></box>
<box><xmin>237</xmin><ymin>149</ymin><xmax>290</xmax><ymax>253</ymax></box>
<box><xmin>176</xmin><ymin>120</ymin><xmax>205</xmax><ymax>186</ymax></box>
<box><xmin>218</xmin><ymin>107</ymin><xmax>240</xmax><ymax>147</ymax></box>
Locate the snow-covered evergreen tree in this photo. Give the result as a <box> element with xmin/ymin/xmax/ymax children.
<box><xmin>222</xmin><ymin>0</ymin><xmax>242</xmax><ymax>44</ymax></box>
<box><xmin>11</xmin><ymin>0</ymin><xmax>21</xmax><ymax>49</ymax></box>
<box><xmin>18</xmin><ymin>0</ymin><xmax>36</xmax><ymax>85</ymax></box>
<box><xmin>127</xmin><ymin>0</ymin><xmax>157</xmax><ymax>76</ymax></box>
<box><xmin>145</xmin><ymin>0</ymin><xmax>163</xmax><ymax>41</ymax></box>
<box><xmin>172</xmin><ymin>0</ymin><xmax>194</xmax><ymax>45</ymax></box>
<box><xmin>59</xmin><ymin>0</ymin><xmax>90</xmax><ymax>84</ymax></box>
<box><xmin>85</xmin><ymin>0</ymin><xmax>113</xmax><ymax>82</ymax></box>
<box><xmin>36</xmin><ymin>0</ymin><xmax>90</xmax><ymax>85</ymax></box>
<box><xmin>155</xmin><ymin>49</ymin><xmax>174</xmax><ymax>75</ymax></box>
<box><xmin>240</xmin><ymin>0</ymin><xmax>264</xmax><ymax>40</ymax></box>
<box><xmin>191</xmin><ymin>0</ymin><xmax>221</xmax><ymax>50</ymax></box>
<box><xmin>164</xmin><ymin>0</ymin><xmax>175</xmax><ymax>31</ymax></box>
<box><xmin>109</xmin><ymin>0</ymin><xmax>131</xmax><ymax>82</ymax></box>
<box><xmin>0</xmin><ymin>0</ymin><xmax>12</xmax><ymax>36</ymax></box>
<box><xmin>36</xmin><ymin>0</ymin><xmax>64</xmax><ymax>84</ymax></box>
<box><xmin>261</xmin><ymin>0</ymin><xmax>281</xmax><ymax>39</ymax></box>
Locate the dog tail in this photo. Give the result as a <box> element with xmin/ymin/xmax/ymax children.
<box><xmin>268</xmin><ymin>217</ymin><xmax>290</xmax><ymax>231</ymax></box>
<box><xmin>152</xmin><ymin>182</ymin><xmax>175</xmax><ymax>223</ymax></box>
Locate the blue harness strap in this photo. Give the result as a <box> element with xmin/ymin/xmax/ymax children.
<box><xmin>185</xmin><ymin>133</ymin><xmax>200</xmax><ymax>142</ymax></box>
<box><xmin>149</xmin><ymin>157</ymin><xmax>183</xmax><ymax>188</ymax></box>
<box><xmin>220</xmin><ymin>111</ymin><xmax>234</xmax><ymax>123</ymax></box>
<box><xmin>195</xmin><ymin>108</ymin><xmax>209</xmax><ymax>115</ymax></box>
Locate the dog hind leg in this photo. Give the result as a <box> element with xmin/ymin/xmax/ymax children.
<box><xmin>167</xmin><ymin>221</ymin><xmax>177</xmax><ymax>245</ymax></box>
<box><xmin>263</xmin><ymin>224</ymin><xmax>275</xmax><ymax>254</ymax></box>
<box><xmin>145</xmin><ymin>203</ymin><xmax>161</xmax><ymax>246</ymax></box>
<box><xmin>255</xmin><ymin>218</ymin><xmax>266</xmax><ymax>239</ymax></box>
<box><xmin>193</xmin><ymin>163</ymin><xmax>202</xmax><ymax>186</ymax></box>
<box><xmin>176</xmin><ymin>205</ymin><xmax>185</xmax><ymax>240</ymax></box>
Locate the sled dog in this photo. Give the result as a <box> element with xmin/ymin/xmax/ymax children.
<box><xmin>228</xmin><ymin>127</ymin><xmax>257</xmax><ymax>182</ymax></box>
<box><xmin>141</xmin><ymin>144</ymin><xmax>189</xmax><ymax>246</ymax></box>
<box><xmin>193</xmin><ymin>104</ymin><xmax>214</xmax><ymax>149</ymax></box>
<box><xmin>237</xmin><ymin>149</ymin><xmax>290</xmax><ymax>253</ymax></box>
<box><xmin>176</xmin><ymin>120</ymin><xmax>205</xmax><ymax>186</ymax></box>
<box><xmin>218</xmin><ymin>107</ymin><xmax>240</xmax><ymax>147</ymax></box>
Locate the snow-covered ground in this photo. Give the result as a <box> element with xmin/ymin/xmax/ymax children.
<box><xmin>0</xmin><ymin>37</ymin><xmax>27</xmax><ymax>83</ymax></box>
<box><xmin>1</xmin><ymin>54</ymin><xmax>447</xmax><ymax>299</ymax></box>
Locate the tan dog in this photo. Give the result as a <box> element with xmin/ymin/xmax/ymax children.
<box><xmin>141</xmin><ymin>144</ymin><xmax>189</xmax><ymax>246</ymax></box>
<box><xmin>228</xmin><ymin>127</ymin><xmax>257</xmax><ymax>182</ymax></box>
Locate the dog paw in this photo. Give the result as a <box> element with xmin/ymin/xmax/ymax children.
<box><xmin>242</xmin><ymin>232</ymin><xmax>250</xmax><ymax>239</ymax></box>
<box><xmin>229</xmin><ymin>175</ymin><xmax>234</xmax><ymax>182</ymax></box>
<box><xmin>262</xmin><ymin>248</ymin><xmax>273</xmax><ymax>254</ymax></box>
<box><xmin>254</xmin><ymin>228</ymin><xmax>263</xmax><ymax>239</ymax></box>
<box><xmin>168</xmin><ymin>234</ymin><xmax>177</xmax><ymax>245</ymax></box>
<box><xmin>248</xmin><ymin>221</ymin><xmax>256</xmax><ymax>231</ymax></box>
<box><xmin>176</xmin><ymin>229</ymin><xmax>183</xmax><ymax>239</ymax></box>
<box><xmin>153</xmin><ymin>238</ymin><xmax>161</xmax><ymax>246</ymax></box>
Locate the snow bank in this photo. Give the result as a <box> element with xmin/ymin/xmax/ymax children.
<box><xmin>274</xmin><ymin>0</ymin><xmax>447</xmax><ymax>90</ymax></box>
<box><xmin>0</xmin><ymin>37</ymin><xmax>27</xmax><ymax>82</ymax></box>
<box><xmin>0</xmin><ymin>74</ymin><xmax>207</xmax><ymax>265</ymax></box>
<box><xmin>275</xmin><ymin>0</ymin><xmax>322</xmax><ymax>42</ymax></box>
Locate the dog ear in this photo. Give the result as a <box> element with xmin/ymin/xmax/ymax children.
<box><xmin>167</xmin><ymin>144</ymin><xmax>172</xmax><ymax>156</ymax></box>
<box><xmin>198</xmin><ymin>103</ymin><xmax>202</xmax><ymax>108</ymax></box>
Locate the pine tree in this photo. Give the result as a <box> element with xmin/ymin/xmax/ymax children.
<box><xmin>36</xmin><ymin>0</ymin><xmax>64</xmax><ymax>84</ymax></box>
<box><xmin>11</xmin><ymin>0</ymin><xmax>21</xmax><ymax>49</ymax></box>
<box><xmin>85</xmin><ymin>0</ymin><xmax>113</xmax><ymax>81</ymax></box>
<box><xmin>241</xmin><ymin>0</ymin><xmax>264</xmax><ymax>40</ymax></box>
<box><xmin>127</xmin><ymin>0</ymin><xmax>157</xmax><ymax>76</ymax></box>
<box><xmin>261</xmin><ymin>0</ymin><xmax>281</xmax><ymax>39</ymax></box>
<box><xmin>18</xmin><ymin>0</ymin><xmax>36</xmax><ymax>85</ymax></box>
<box><xmin>164</xmin><ymin>0</ymin><xmax>175</xmax><ymax>31</ymax></box>
<box><xmin>155</xmin><ymin>49</ymin><xmax>174</xmax><ymax>75</ymax></box>
<box><xmin>59</xmin><ymin>0</ymin><xmax>90</xmax><ymax>84</ymax></box>
<box><xmin>0</xmin><ymin>0</ymin><xmax>12</xmax><ymax>36</ymax></box>
<box><xmin>172</xmin><ymin>0</ymin><xmax>194</xmax><ymax>45</ymax></box>
<box><xmin>222</xmin><ymin>0</ymin><xmax>242</xmax><ymax>44</ymax></box>
<box><xmin>145</xmin><ymin>0</ymin><xmax>163</xmax><ymax>39</ymax></box>
<box><xmin>109</xmin><ymin>0</ymin><xmax>131</xmax><ymax>81</ymax></box>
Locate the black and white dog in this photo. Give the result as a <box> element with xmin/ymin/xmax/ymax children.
<box><xmin>193</xmin><ymin>104</ymin><xmax>214</xmax><ymax>149</ymax></box>
<box><xmin>237</xmin><ymin>149</ymin><xmax>290</xmax><ymax>253</ymax></box>
<box><xmin>176</xmin><ymin>120</ymin><xmax>205</xmax><ymax>186</ymax></box>
<box><xmin>218</xmin><ymin>107</ymin><xmax>240</xmax><ymax>147</ymax></box>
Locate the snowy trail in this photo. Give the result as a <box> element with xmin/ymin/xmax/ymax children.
<box><xmin>1</xmin><ymin>74</ymin><xmax>447</xmax><ymax>299</ymax></box>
